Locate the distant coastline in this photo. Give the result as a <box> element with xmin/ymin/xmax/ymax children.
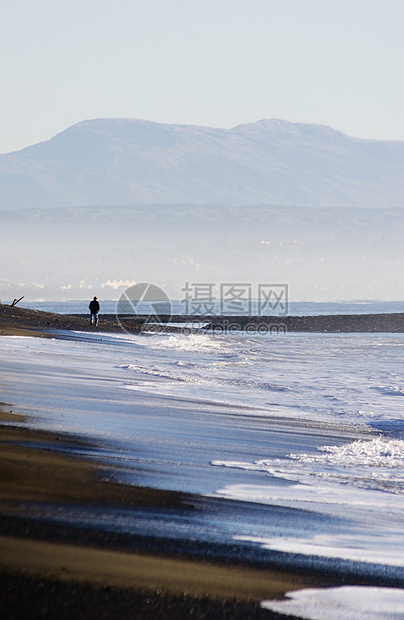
<box><xmin>1</xmin><ymin>303</ymin><xmax>403</xmax><ymax>336</ymax></box>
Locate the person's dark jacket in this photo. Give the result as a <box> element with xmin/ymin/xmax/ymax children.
<box><xmin>89</xmin><ymin>299</ymin><xmax>100</xmax><ymax>313</ymax></box>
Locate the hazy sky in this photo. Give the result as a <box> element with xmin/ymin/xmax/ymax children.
<box><xmin>1</xmin><ymin>0</ymin><xmax>403</xmax><ymax>153</ymax></box>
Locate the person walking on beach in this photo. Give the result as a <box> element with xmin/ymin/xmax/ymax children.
<box><xmin>89</xmin><ymin>296</ymin><xmax>100</xmax><ymax>326</ymax></box>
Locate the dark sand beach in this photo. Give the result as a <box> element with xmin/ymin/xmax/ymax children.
<box><xmin>0</xmin><ymin>408</ymin><xmax>318</xmax><ymax>619</ymax></box>
<box><xmin>1</xmin><ymin>302</ymin><xmax>403</xmax><ymax>337</ymax></box>
<box><xmin>0</xmin><ymin>303</ymin><xmax>123</xmax><ymax>337</ymax></box>
<box><xmin>1</xmin><ymin>303</ymin><xmax>402</xmax><ymax>618</ymax></box>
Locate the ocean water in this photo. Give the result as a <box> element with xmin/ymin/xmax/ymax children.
<box><xmin>1</xmin><ymin>307</ymin><xmax>404</xmax><ymax>617</ymax></box>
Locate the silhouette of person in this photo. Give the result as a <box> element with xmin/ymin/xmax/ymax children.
<box><xmin>89</xmin><ymin>296</ymin><xmax>100</xmax><ymax>326</ymax></box>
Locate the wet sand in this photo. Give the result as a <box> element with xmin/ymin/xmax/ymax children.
<box><xmin>0</xmin><ymin>407</ymin><xmax>315</xmax><ymax>619</ymax></box>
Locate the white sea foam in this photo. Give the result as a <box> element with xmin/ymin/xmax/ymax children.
<box><xmin>261</xmin><ymin>586</ymin><xmax>404</xmax><ymax>620</ymax></box>
<box><xmin>376</xmin><ymin>385</ymin><xmax>404</xmax><ymax>397</ymax></box>
<box><xmin>235</xmin><ymin>530</ymin><xmax>404</xmax><ymax>567</ymax></box>
<box><xmin>2</xmin><ymin>329</ymin><xmax>404</xmax><ymax>575</ymax></box>
<box><xmin>213</xmin><ymin>437</ymin><xmax>404</xmax><ymax>493</ymax></box>
<box><xmin>213</xmin><ymin>479</ymin><xmax>404</xmax><ymax>510</ymax></box>
<box><xmin>147</xmin><ymin>332</ymin><xmax>228</xmax><ymax>353</ymax></box>
<box><xmin>213</xmin><ymin>437</ymin><xmax>404</xmax><ymax>567</ymax></box>
<box><xmin>117</xmin><ymin>363</ymin><xmax>213</xmax><ymax>387</ymax></box>
<box><xmin>117</xmin><ymin>362</ymin><xmax>291</xmax><ymax>395</ymax></box>
<box><xmin>297</xmin><ymin>437</ymin><xmax>404</xmax><ymax>472</ymax></box>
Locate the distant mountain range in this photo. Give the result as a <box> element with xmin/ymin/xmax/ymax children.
<box><xmin>1</xmin><ymin>118</ymin><xmax>404</xmax><ymax>210</ymax></box>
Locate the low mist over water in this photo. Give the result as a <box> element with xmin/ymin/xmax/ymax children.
<box><xmin>1</xmin><ymin>203</ymin><xmax>403</xmax><ymax>302</ymax></box>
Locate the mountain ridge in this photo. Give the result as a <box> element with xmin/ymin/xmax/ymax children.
<box><xmin>1</xmin><ymin>118</ymin><xmax>404</xmax><ymax>209</ymax></box>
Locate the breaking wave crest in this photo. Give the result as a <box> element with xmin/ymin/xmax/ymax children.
<box><xmin>375</xmin><ymin>385</ymin><xmax>404</xmax><ymax>397</ymax></box>
<box><xmin>213</xmin><ymin>437</ymin><xmax>404</xmax><ymax>494</ymax></box>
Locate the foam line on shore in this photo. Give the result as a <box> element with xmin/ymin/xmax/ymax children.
<box><xmin>0</xmin><ymin>411</ymin><xmax>315</xmax><ymax>607</ymax></box>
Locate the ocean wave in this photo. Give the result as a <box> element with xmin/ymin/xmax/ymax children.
<box><xmin>116</xmin><ymin>362</ymin><xmax>290</xmax><ymax>393</ymax></box>
<box><xmin>375</xmin><ymin>385</ymin><xmax>404</xmax><ymax>397</ymax></box>
<box><xmin>212</xmin><ymin>437</ymin><xmax>404</xmax><ymax>494</ymax></box>
<box><xmin>147</xmin><ymin>333</ymin><xmax>228</xmax><ymax>353</ymax></box>
<box><xmin>293</xmin><ymin>437</ymin><xmax>404</xmax><ymax>468</ymax></box>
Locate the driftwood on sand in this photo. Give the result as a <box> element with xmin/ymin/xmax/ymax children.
<box><xmin>10</xmin><ymin>296</ymin><xmax>24</xmax><ymax>307</ymax></box>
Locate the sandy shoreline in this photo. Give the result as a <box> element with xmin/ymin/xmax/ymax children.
<box><xmin>0</xmin><ymin>407</ymin><xmax>317</xmax><ymax>618</ymax></box>
<box><xmin>2</xmin><ymin>304</ymin><xmax>403</xmax><ymax>617</ymax></box>
<box><xmin>1</xmin><ymin>302</ymin><xmax>403</xmax><ymax>335</ymax></box>
<box><xmin>0</xmin><ymin>303</ymin><xmax>123</xmax><ymax>337</ymax></box>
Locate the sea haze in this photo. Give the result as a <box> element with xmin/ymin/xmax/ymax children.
<box><xmin>1</xmin><ymin>118</ymin><xmax>403</xmax><ymax>303</ymax></box>
<box><xmin>1</xmin><ymin>204</ymin><xmax>403</xmax><ymax>302</ymax></box>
